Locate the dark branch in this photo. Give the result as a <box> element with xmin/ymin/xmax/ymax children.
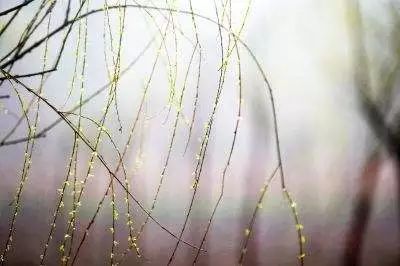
<box><xmin>0</xmin><ymin>0</ymin><xmax>35</xmax><ymax>17</ymax></box>
<box><xmin>0</xmin><ymin>68</ymin><xmax>56</xmax><ymax>81</ymax></box>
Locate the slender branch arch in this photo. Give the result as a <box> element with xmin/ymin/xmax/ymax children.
<box><xmin>0</xmin><ymin>3</ymin><xmax>306</xmax><ymax>264</ymax></box>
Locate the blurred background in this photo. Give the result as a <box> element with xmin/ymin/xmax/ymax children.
<box><xmin>0</xmin><ymin>0</ymin><xmax>400</xmax><ymax>265</ymax></box>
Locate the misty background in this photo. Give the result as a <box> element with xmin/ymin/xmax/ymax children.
<box><xmin>0</xmin><ymin>0</ymin><xmax>399</xmax><ymax>265</ymax></box>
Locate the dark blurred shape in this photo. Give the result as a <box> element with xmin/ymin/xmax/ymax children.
<box><xmin>344</xmin><ymin>1</ymin><xmax>400</xmax><ymax>265</ymax></box>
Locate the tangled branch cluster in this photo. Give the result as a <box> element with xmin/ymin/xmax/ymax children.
<box><xmin>0</xmin><ymin>1</ymin><xmax>305</xmax><ymax>265</ymax></box>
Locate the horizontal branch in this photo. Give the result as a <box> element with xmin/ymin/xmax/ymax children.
<box><xmin>0</xmin><ymin>68</ymin><xmax>56</xmax><ymax>81</ymax></box>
